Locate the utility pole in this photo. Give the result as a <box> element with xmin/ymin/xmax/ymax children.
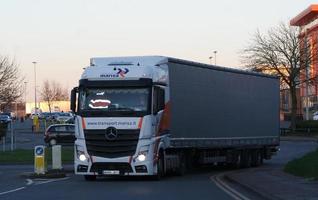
<box><xmin>32</xmin><ymin>62</ymin><xmax>37</xmax><ymax>114</ymax></box>
<box><xmin>213</xmin><ymin>51</ymin><xmax>217</xmax><ymax>65</ymax></box>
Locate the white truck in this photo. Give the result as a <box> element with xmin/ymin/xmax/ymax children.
<box><xmin>70</xmin><ymin>56</ymin><xmax>280</xmax><ymax>180</ymax></box>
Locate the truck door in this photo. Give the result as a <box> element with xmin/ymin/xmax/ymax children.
<box><xmin>152</xmin><ymin>86</ymin><xmax>165</xmax><ymax>135</ymax></box>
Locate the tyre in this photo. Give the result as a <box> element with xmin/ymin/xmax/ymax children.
<box><xmin>49</xmin><ymin>139</ymin><xmax>57</xmax><ymax>146</ymax></box>
<box><xmin>154</xmin><ymin>152</ymin><xmax>165</xmax><ymax>180</ymax></box>
<box><xmin>84</xmin><ymin>175</ymin><xmax>96</xmax><ymax>181</ymax></box>
<box><xmin>176</xmin><ymin>154</ymin><xmax>186</xmax><ymax>176</ymax></box>
<box><xmin>251</xmin><ymin>150</ymin><xmax>262</xmax><ymax>167</ymax></box>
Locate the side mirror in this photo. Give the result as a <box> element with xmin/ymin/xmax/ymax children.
<box><xmin>70</xmin><ymin>87</ymin><xmax>78</xmax><ymax>113</ymax></box>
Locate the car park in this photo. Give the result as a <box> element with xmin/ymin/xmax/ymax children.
<box><xmin>56</xmin><ymin>112</ymin><xmax>73</xmax><ymax>123</ymax></box>
<box><xmin>0</xmin><ymin>115</ymin><xmax>11</xmax><ymax>124</ymax></box>
<box><xmin>44</xmin><ymin>124</ymin><xmax>75</xmax><ymax>146</ymax></box>
<box><xmin>42</xmin><ymin>112</ymin><xmax>56</xmax><ymax>120</ymax></box>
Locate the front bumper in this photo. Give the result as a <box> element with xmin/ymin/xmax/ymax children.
<box><xmin>75</xmin><ymin>157</ymin><xmax>154</xmax><ymax>176</ymax></box>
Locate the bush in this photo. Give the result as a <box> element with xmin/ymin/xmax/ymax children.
<box><xmin>296</xmin><ymin>120</ymin><xmax>318</xmax><ymax>129</ymax></box>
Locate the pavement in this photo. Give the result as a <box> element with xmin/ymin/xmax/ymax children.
<box><xmin>225</xmin><ymin>140</ymin><xmax>318</xmax><ymax>200</ymax></box>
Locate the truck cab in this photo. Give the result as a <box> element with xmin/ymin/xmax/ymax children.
<box><xmin>71</xmin><ymin>56</ymin><xmax>169</xmax><ymax>180</ymax></box>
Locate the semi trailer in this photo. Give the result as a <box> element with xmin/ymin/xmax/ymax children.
<box><xmin>70</xmin><ymin>56</ymin><xmax>280</xmax><ymax>180</ymax></box>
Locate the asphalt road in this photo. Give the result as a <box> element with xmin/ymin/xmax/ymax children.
<box><xmin>1</xmin><ymin>140</ymin><xmax>317</xmax><ymax>200</ymax></box>
<box><xmin>0</xmin><ymin>166</ymin><xmax>233</xmax><ymax>200</ymax></box>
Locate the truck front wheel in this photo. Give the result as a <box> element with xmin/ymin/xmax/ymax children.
<box><xmin>154</xmin><ymin>152</ymin><xmax>165</xmax><ymax>180</ymax></box>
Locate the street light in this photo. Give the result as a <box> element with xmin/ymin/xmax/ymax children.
<box><xmin>208</xmin><ymin>56</ymin><xmax>213</xmax><ymax>64</ymax></box>
<box><xmin>32</xmin><ymin>62</ymin><xmax>37</xmax><ymax>114</ymax></box>
<box><xmin>24</xmin><ymin>81</ymin><xmax>27</xmax><ymax>120</ymax></box>
<box><xmin>213</xmin><ymin>51</ymin><xmax>217</xmax><ymax>65</ymax></box>
<box><xmin>24</xmin><ymin>82</ymin><xmax>27</xmax><ymax>103</ymax></box>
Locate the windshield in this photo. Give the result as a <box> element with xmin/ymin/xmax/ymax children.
<box><xmin>79</xmin><ymin>88</ymin><xmax>150</xmax><ymax>114</ymax></box>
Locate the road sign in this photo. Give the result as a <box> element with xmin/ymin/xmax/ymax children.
<box><xmin>34</xmin><ymin>145</ymin><xmax>46</xmax><ymax>174</ymax></box>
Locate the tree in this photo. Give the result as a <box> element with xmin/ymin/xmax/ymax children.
<box><xmin>241</xmin><ymin>23</ymin><xmax>317</xmax><ymax>132</ymax></box>
<box><xmin>0</xmin><ymin>56</ymin><xmax>23</xmax><ymax>111</ymax></box>
<box><xmin>41</xmin><ymin>80</ymin><xmax>69</xmax><ymax>113</ymax></box>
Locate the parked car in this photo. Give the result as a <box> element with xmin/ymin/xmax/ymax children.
<box><xmin>56</xmin><ymin>112</ymin><xmax>73</xmax><ymax>123</ymax></box>
<box><xmin>0</xmin><ymin>115</ymin><xmax>11</xmax><ymax>124</ymax></box>
<box><xmin>65</xmin><ymin>117</ymin><xmax>75</xmax><ymax>124</ymax></box>
<box><xmin>44</xmin><ymin>124</ymin><xmax>75</xmax><ymax>146</ymax></box>
<box><xmin>42</xmin><ymin>112</ymin><xmax>56</xmax><ymax>120</ymax></box>
<box><xmin>313</xmin><ymin>111</ymin><xmax>318</xmax><ymax>120</ymax></box>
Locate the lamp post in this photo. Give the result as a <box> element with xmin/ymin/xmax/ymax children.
<box><xmin>208</xmin><ymin>56</ymin><xmax>213</xmax><ymax>64</ymax></box>
<box><xmin>213</xmin><ymin>51</ymin><xmax>217</xmax><ymax>65</ymax></box>
<box><xmin>24</xmin><ymin>82</ymin><xmax>27</xmax><ymax>117</ymax></box>
<box><xmin>32</xmin><ymin>62</ymin><xmax>37</xmax><ymax>114</ymax></box>
<box><xmin>24</xmin><ymin>82</ymin><xmax>27</xmax><ymax>103</ymax></box>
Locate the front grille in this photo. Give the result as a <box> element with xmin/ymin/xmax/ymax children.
<box><xmin>84</xmin><ymin>129</ymin><xmax>140</xmax><ymax>158</ymax></box>
<box><xmin>90</xmin><ymin>162</ymin><xmax>133</xmax><ymax>174</ymax></box>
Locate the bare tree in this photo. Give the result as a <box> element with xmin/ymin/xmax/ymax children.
<box><xmin>0</xmin><ymin>56</ymin><xmax>23</xmax><ymax>111</ymax></box>
<box><xmin>241</xmin><ymin>23</ymin><xmax>317</xmax><ymax>132</ymax></box>
<box><xmin>41</xmin><ymin>80</ymin><xmax>69</xmax><ymax>113</ymax></box>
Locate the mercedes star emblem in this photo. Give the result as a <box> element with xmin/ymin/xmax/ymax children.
<box><xmin>105</xmin><ymin>127</ymin><xmax>118</xmax><ymax>140</ymax></box>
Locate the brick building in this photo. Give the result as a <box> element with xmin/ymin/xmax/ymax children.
<box><xmin>291</xmin><ymin>5</ymin><xmax>318</xmax><ymax>118</ymax></box>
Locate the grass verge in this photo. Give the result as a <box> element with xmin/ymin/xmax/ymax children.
<box><xmin>284</xmin><ymin>149</ymin><xmax>318</xmax><ymax>180</ymax></box>
<box><xmin>0</xmin><ymin>147</ymin><xmax>74</xmax><ymax>164</ymax></box>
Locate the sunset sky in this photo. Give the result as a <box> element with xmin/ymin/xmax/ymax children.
<box><xmin>0</xmin><ymin>0</ymin><xmax>316</xmax><ymax>101</ymax></box>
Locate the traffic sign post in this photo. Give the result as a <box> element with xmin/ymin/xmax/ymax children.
<box><xmin>34</xmin><ymin>145</ymin><xmax>46</xmax><ymax>174</ymax></box>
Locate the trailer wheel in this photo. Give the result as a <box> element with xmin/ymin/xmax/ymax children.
<box><xmin>251</xmin><ymin>150</ymin><xmax>262</xmax><ymax>167</ymax></box>
<box><xmin>84</xmin><ymin>175</ymin><xmax>96</xmax><ymax>181</ymax></box>
<box><xmin>176</xmin><ymin>153</ymin><xmax>186</xmax><ymax>176</ymax></box>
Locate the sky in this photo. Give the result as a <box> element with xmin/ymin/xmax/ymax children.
<box><xmin>0</xmin><ymin>0</ymin><xmax>317</xmax><ymax>101</ymax></box>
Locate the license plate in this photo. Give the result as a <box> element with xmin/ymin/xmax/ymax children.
<box><xmin>103</xmin><ymin>170</ymin><xmax>120</xmax><ymax>175</ymax></box>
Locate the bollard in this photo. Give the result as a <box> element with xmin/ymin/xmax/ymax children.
<box><xmin>34</xmin><ymin>145</ymin><xmax>46</xmax><ymax>174</ymax></box>
<box><xmin>52</xmin><ymin>145</ymin><xmax>62</xmax><ymax>170</ymax></box>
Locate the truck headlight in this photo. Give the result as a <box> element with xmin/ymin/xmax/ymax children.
<box><xmin>79</xmin><ymin>154</ymin><xmax>87</xmax><ymax>161</ymax></box>
<box><xmin>135</xmin><ymin>145</ymin><xmax>149</xmax><ymax>162</ymax></box>
<box><xmin>76</xmin><ymin>145</ymin><xmax>88</xmax><ymax>162</ymax></box>
<box><xmin>137</xmin><ymin>153</ymin><xmax>146</xmax><ymax>162</ymax></box>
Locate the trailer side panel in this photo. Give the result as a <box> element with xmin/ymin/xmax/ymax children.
<box><xmin>168</xmin><ymin>62</ymin><xmax>280</xmax><ymax>140</ymax></box>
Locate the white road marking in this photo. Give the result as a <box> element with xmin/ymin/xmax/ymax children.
<box><xmin>26</xmin><ymin>179</ymin><xmax>33</xmax><ymax>186</ymax></box>
<box><xmin>0</xmin><ymin>187</ymin><xmax>25</xmax><ymax>196</ymax></box>
<box><xmin>34</xmin><ymin>177</ymin><xmax>69</xmax><ymax>185</ymax></box>
<box><xmin>0</xmin><ymin>177</ymin><xmax>69</xmax><ymax>196</ymax></box>
<box><xmin>210</xmin><ymin>173</ymin><xmax>251</xmax><ymax>200</ymax></box>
